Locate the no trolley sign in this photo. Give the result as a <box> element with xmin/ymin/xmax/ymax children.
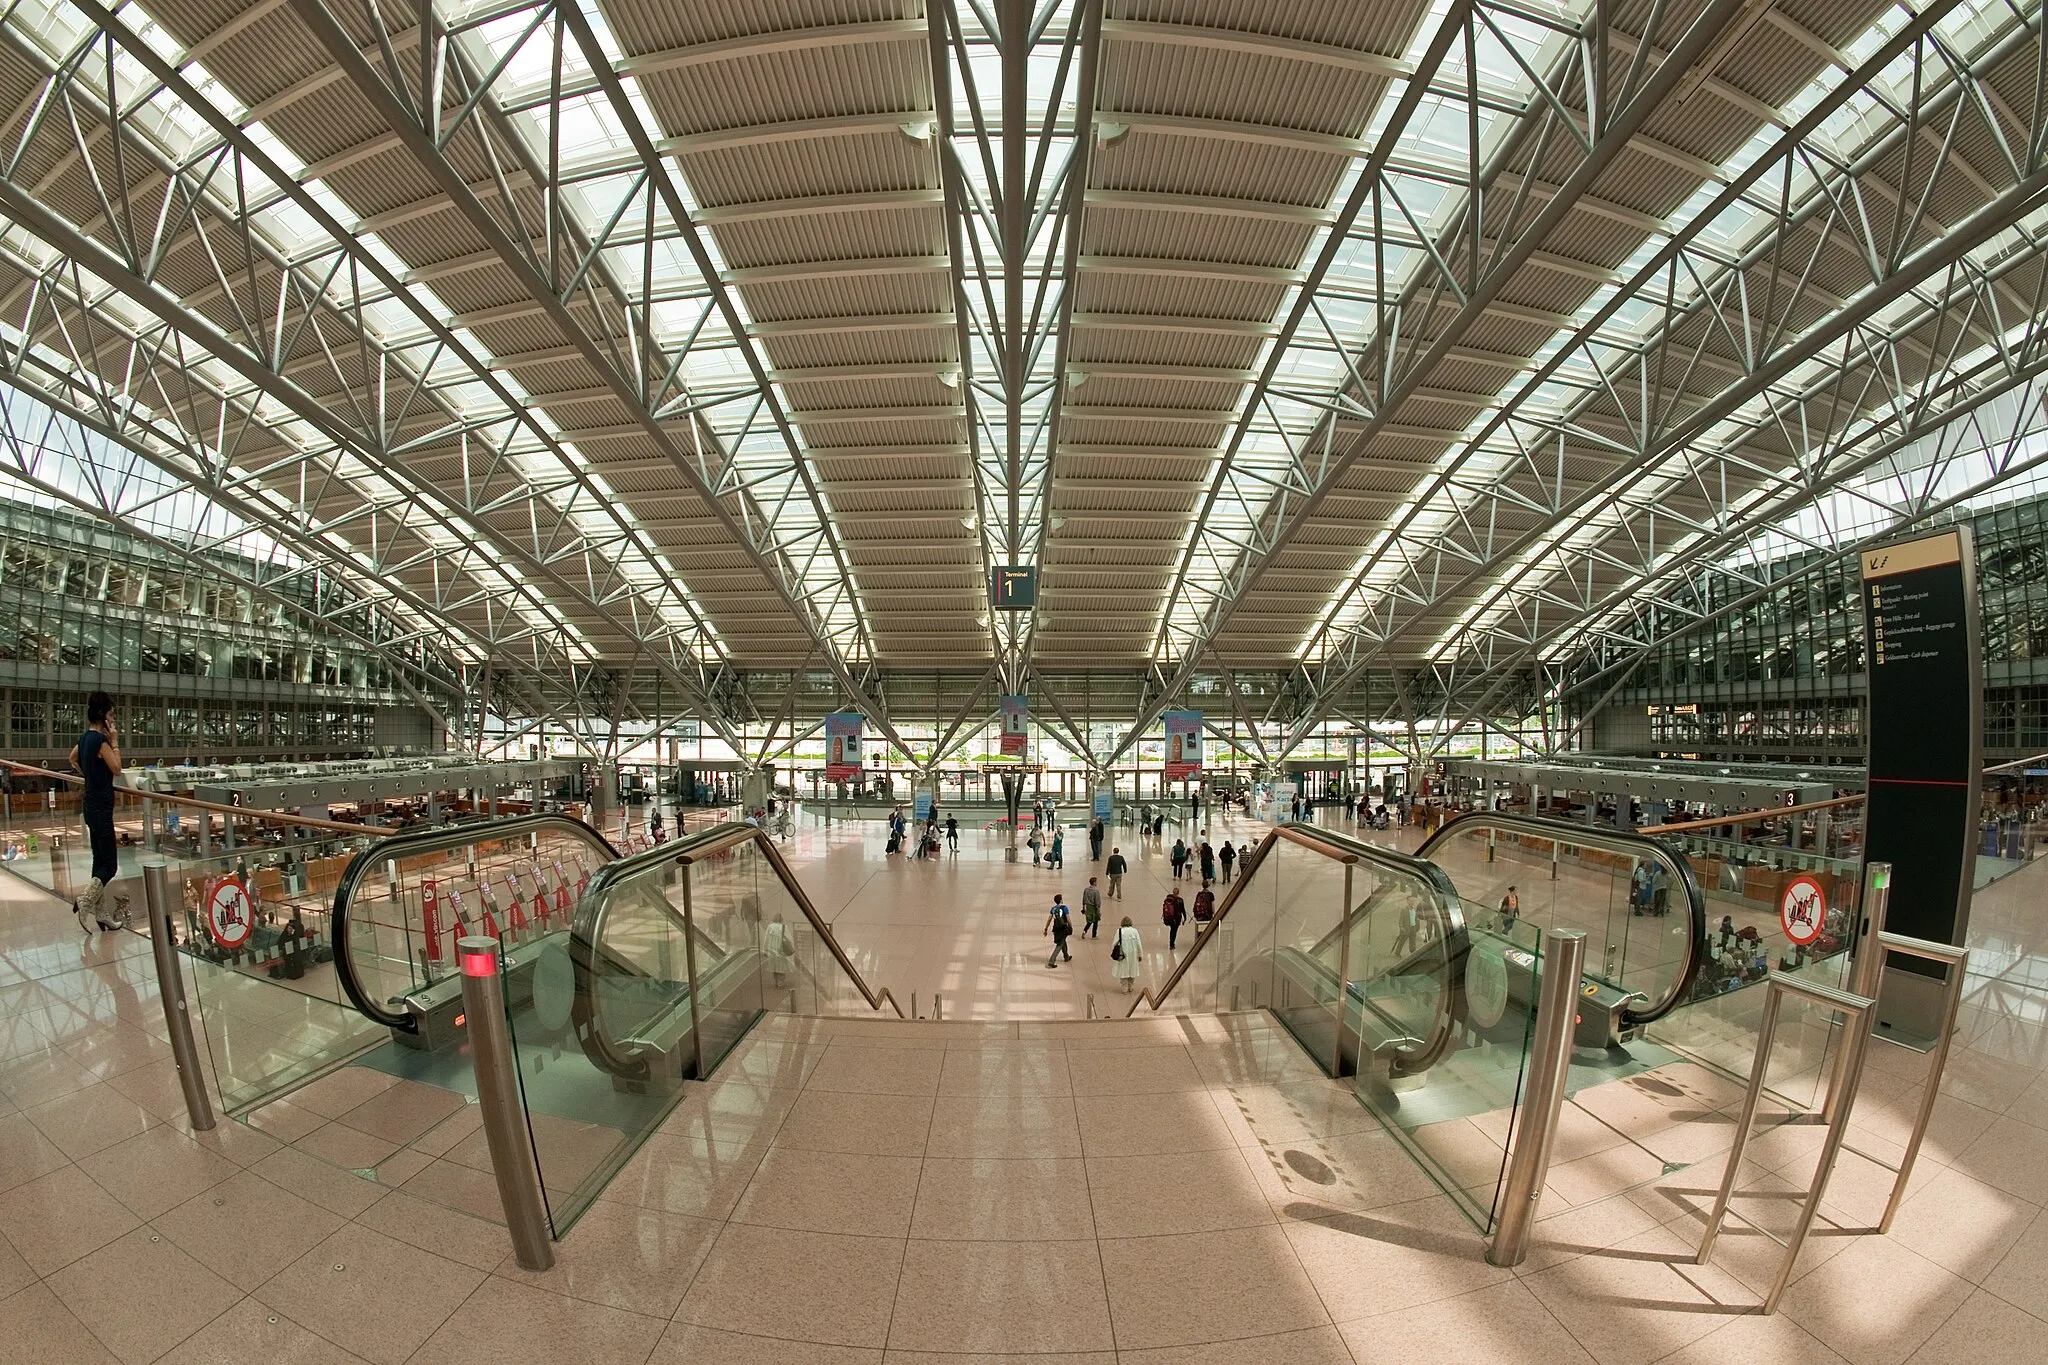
<box><xmin>204</xmin><ymin>875</ymin><xmax>256</xmax><ymax>952</ymax></box>
<box><xmin>1779</xmin><ymin>873</ymin><xmax>1827</xmax><ymax>948</ymax></box>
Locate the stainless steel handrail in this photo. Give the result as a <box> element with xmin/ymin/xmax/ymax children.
<box><xmin>1419</xmin><ymin>811</ymin><xmax>1708</xmax><ymax>1024</ymax></box>
<box><xmin>1</xmin><ymin>757</ymin><xmax>399</xmax><ymax>838</ymax></box>
<box><xmin>569</xmin><ymin>821</ymin><xmax>904</xmax><ymax>1081</ymax></box>
<box><xmin>329</xmin><ymin>812</ymin><xmax>619</xmax><ymax>1031</ymax></box>
<box><xmin>1125</xmin><ymin>823</ymin><xmax>1468</xmax><ymax>1072</ymax></box>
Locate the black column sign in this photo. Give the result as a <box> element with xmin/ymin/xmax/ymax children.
<box><xmin>1860</xmin><ymin>527</ymin><xmax>1981</xmax><ymax>1006</ymax></box>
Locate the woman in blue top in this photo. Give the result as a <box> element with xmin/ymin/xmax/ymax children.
<box><xmin>68</xmin><ymin>690</ymin><xmax>127</xmax><ymax>933</ymax></box>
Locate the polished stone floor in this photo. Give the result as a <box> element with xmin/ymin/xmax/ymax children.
<box><xmin>0</xmin><ymin>811</ymin><xmax>2044</xmax><ymax>1362</ymax></box>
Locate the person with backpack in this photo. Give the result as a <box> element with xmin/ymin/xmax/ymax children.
<box><xmin>1161</xmin><ymin>889</ymin><xmax>1187</xmax><ymax>950</ymax></box>
<box><xmin>1044</xmin><ymin>894</ymin><xmax>1074</xmax><ymax>967</ymax></box>
<box><xmin>1171</xmin><ymin>838</ymin><xmax>1188</xmax><ymax>880</ymax></box>
<box><xmin>1191</xmin><ymin>882</ymin><xmax>1217</xmax><ymax>935</ymax></box>
<box><xmin>1080</xmin><ymin>877</ymin><xmax>1103</xmax><ymax>938</ymax></box>
<box><xmin>1198</xmin><ymin>839</ymin><xmax>1216</xmax><ymax>883</ymax></box>
<box><xmin>1111</xmin><ymin>916</ymin><xmax>1143</xmax><ymax>993</ymax></box>
<box><xmin>1218</xmin><ymin>840</ymin><xmax>1237</xmax><ymax>884</ymax></box>
<box><xmin>1104</xmin><ymin>846</ymin><xmax>1127</xmax><ymax>899</ymax></box>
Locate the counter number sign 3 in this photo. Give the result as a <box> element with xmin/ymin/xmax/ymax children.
<box><xmin>204</xmin><ymin>875</ymin><xmax>256</xmax><ymax>952</ymax></box>
<box><xmin>1779</xmin><ymin>873</ymin><xmax>1827</xmax><ymax>948</ymax></box>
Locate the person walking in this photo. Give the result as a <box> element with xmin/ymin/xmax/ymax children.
<box><xmin>1161</xmin><ymin>888</ymin><xmax>1187</xmax><ymax>950</ymax></box>
<box><xmin>1044</xmin><ymin>894</ymin><xmax>1074</xmax><ymax>967</ymax></box>
<box><xmin>70</xmin><ymin>690</ymin><xmax>126</xmax><ymax>934</ymax></box>
<box><xmin>1497</xmin><ymin>885</ymin><xmax>1520</xmax><ymax>935</ymax></box>
<box><xmin>1171</xmin><ymin>838</ymin><xmax>1188</xmax><ymax>880</ymax></box>
<box><xmin>1218</xmin><ymin>839</ymin><xmax>1236</xmax><ymax>884</ymax></box>
<box><xmin>1081</xmin><ymin>877</ymin><xmax>1103</xmax><ymax>938</ymax></box>
<box><xmin>1198</xmin><ymin>839</ymin><xmax>1216</xmax><ymax>884</ymax></box>
<box><xmin>1111</xmin><ymin>916</ymin><xmax>1143</xmax><ymax>993</ymax></box>
<box><xmin>1027</xmin><ymin>826</ymin><xmax>1043</xmax><ymax>866</ymax></box>
<box><xmin>945</xmin><ymin>814</ymin><xmax>959</xmax><ymax>854</ymax></box>
<box><xmin>1088</xmin><ymin>817</ymin><xmax>1105</xmax><ymax>862</ymax></box>
<box><xmin>1191</xmin><ymin>882</ymin><xmax>1217</xmax><ymax>936</ymax></box>
<box><xmin>1049</xmin><ymin>827</ymin><xmax>1065</xmax><ymax>871</ymax></box>
<box><xmin>1105</xmin><ymin>846</ymin><xmax>1127</xmax><ymax>899</ymax></box>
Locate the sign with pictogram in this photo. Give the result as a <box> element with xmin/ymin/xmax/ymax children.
<box><xmin>1779</xmin><ymin>873</ymin><xmax>1828</xmax><ymax>947</ymax></box>
<box><xmin>203</xmin><ymin>876</ymin><xmax>255</xmax><ymax>951</ymax></box>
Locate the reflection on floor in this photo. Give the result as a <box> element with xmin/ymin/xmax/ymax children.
<box><xmin>3</xmin><ymin>813</ymin><xmax>2048</xmax><ymax>1362</ymax></box>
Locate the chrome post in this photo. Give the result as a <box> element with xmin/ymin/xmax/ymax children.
<box><xmin>455</xmin><ymin>936</ymin><xmax>553</xmax><ymax>1271</ymax></box>
<box><xmin>1825</xmin><ymin>862</ymin><xmax>1890</xmax><ymax>1125</ymax></box>
<box><xmin>1488</xmin><ymin>927</ymin><xmax>1586</xmax><ymax>1267</ymax></box>
<box><xmin>50</xmin><ymin>830</ymin><xmax>70</xmax><ymax>900</ymax></box>
<box><xmin>1860</xmin><ymin>932</ymin><xmax>1970</xmax><ymax>1234</ymax></box>
<box><xmin>1332</xmin><ymin>859</ymin><xmax>1356</xmax><ymax>1076</ymax></box>
<box><xmin>912</xmin><ymin>991</ymin><xmax>919</xmax><ymax>1020</ymax></box>
<box><xmin>1087</xmin><ymin>993</ymin><xmax>1096</xmax><ymax>1020</ymax></box>
<box><xmin>143</xmin><ymin>858</ymin><xmax>214</xmax><ymax>1132</ymax></box>
<box><xmin>678</xmin><ymin>864</ymin><xmax>705</xmax><ymax>1081</ymax></box>
<box><xmin>934</xmin><ymin>992</ymin><xmax>943</xmax><ymax>1021</ymax></box>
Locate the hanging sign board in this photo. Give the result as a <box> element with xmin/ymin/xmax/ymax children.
<box><xmin>999</xmin><ymin>695</ymin><xmax>1030</xmax><ymax>757</ymax></box>
<box><xmin>824</xmin><ymin>712</ymin><xmax>864</xmax><ymax>783</ymax></box>
<box><xmin>1163</xmin><ymin>711</ymin><xmax>1203</xmax><ymax>780</ymax></box>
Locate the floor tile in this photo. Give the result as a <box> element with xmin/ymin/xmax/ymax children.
<box><xmin>0</xmin><ymin>1163</ymin><xmax>140</xmax><ymax>1276</ymax></box>
<box><xmin>412</xmin><ymin>1275</ymin><xmax>664</xmax><ymax>1365</ymax></box>
<box><xmin>910</xmin><ymin>1158</ymin><xmax>1095</xmax><ymax>1241</ymax></box>
<box><xmin>1903</xmin><ymin>1288</ymin><xmax>2048</xmax><ymax>1364</ymax></box>
<box><xmin>1063</xmin><ymin>1046</ymin><xmax>1204</xmax><ymax>1097</ymax></box>
<box><xmin>887</xmin><ymin>1238</ymin><xmax>1112</xmax><ymax>1354</ymax></box>
<box><xmin>0</xmin><ymin>1111</ymin><xmax>67</xmax><ymax>1194</ymax></box>
<box><xmin>20</xmin><ymin>1081</ymin><xmax>158</xmax><ymax>1161</ymax></box>
<box><xmin>255</xmin><ymin>1223</ymin><xmax>484</xmax><ymax>1365</ymax></box>
<box><xmin>1336</xmin><ymin>1280</ymin><xmax>1594</xmax><ymax>1363</ymax></box>
<box><xmin>45</xmin><ymin>1225</ymin><xmax>240</xmax><ymax>1365</ymax></box>
<box><xmin>1072</xmin><ymin>1090</ymin><xmax>1236</xmax><ymax>1157</ymax></box>
<box><xmin>772</xmin><ymin>1089</ymin><xmax>935</xmax><ymax>1157</ymax></box>
<box><xmin>649</xmin><ymin>1321</ymin><xmax>880</xmax><ymax>1365</ymax></box>
<box><xmin>497</xmin><ymin>1198</ymin><xmax>718</xmax><ymax>1316</ymax></box>
<box><xmin>1100</xmin><ymin>1225</ymin><xmax>1329</xmax><ymax>1350</ymax></box>
<box><xmin>251</xmin><ymin>1144</ymin><xmax>387</xmax><ymax>1219</ymax></box>
<box><xmin>1517</xmin><ymin>1223</ymin><xmax>1758</xmax><ymax>1365</ymax></box>
<box><xmin>675</xmin><ymin>1224</ymin><xmax>905</xmax><ymax>1348</ymax></box>
<box><xmin>335</xmin><ymin>1079</ymin><xmax>466</xmax><ymax>1147</ymax></box>
<box><xmin>152</xmin><ymin>1296</ymin><xmax>371</xmax><ymax>1365</ymax></box>
<box><xmin>1776</xmin><ymin>1232</ymin><xmax>1975</xmax><ymax>1365</ymax></box>
<box><xmin>804</xmin><ymin>1046</ymin><xmax>946</xmax><ymax>1097</ymax></box>
<box><xmin>351</xmin><ymin>1188</ymin><xmax>510</xmax><ymax>1273</ymax></box>
<box><xmin>77</xmin><ymin>1123</ymin><xmax>241</xmax><ymax>1219</ymax></box>
<box><xmin>729</xmin><ymin>1146</ymin><xmax>922</xmax><ymax>1237</ymax></box>
<box><xmin>925</xmin><ymin>1094</ymin><xmax>1079</xmax><ymax>1159</ymax></box>
<box><xmin>1086</xmin><ymin>1146</ymin><xmax>1275</xmax><ymax>1237</ymax></box>
<box><xmin>0</xmin><ymin>1281</ymin><xmax>120</xmax><ymax>1365</ymax></box>
<box><xmin>154</xmin><ymin>1168</ymin><xmax>344</xmax><ymax>1285</ymax></box>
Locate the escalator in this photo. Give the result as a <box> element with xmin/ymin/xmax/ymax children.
<box><xmin>1134</xmin><ymin>814</ymin><xmax>1708</xmax><ymax>1231</ymax></box>
<box><xmin>304</xmin><ymin>812</ymin><xmax>899</xmax><ymax>1235</ymax></box>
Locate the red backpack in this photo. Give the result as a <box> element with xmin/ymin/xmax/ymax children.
<box><xmin>1161</xmin><ymin>895</ymin><xmax>1183</xmax><ymax>924</ymax></box>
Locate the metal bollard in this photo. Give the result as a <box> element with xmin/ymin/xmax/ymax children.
<box><xmin>143</xmin><ymin>859</ymin><xmax>215</xmax><ymax>1131</ymax></box>
<box><xmin>1825</xmin><ymin>862</ymin><xmax>1890</xmax><ymax>1125</ymax></box>
<box><xmin>456</xmin><ymin>936</ymin><xmax>555</xmax><ymax>1271</ymax></box>
<box><xmin>1488</xmin><ymin>928</ymin><xmax>1587</xmax><ymax>1267</ymax></box>
<box><xmin>933</xmin><ymin>993</ymin><xmax>943</xmax><ymax>1021</ymax></box>
<box><xmin>50</xmin><ymin>830</ymin><xmax>70</xmax><ymax>900</ymax></box>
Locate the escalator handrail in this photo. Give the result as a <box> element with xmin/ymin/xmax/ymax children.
<box><xmin>570</xmin><ymin>821</ymin><xmax>903</xmax><ymax>1080</ymax></box>
<box><xmin>330</xmin><ymin>812</ymin><xmax>620</xmax><ymax>1032</ymax></box>
<box><xmin>1417</xmin><ymin>810</ymin><xmax>1708</xmax><ymax>1025</ymax></box>
<box><xmin>1125</xmin><ymin>823</ymin><xmax>1468</xmax><ymax>1034</ymax></box>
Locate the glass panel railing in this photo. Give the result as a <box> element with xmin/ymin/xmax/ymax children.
<box><xmin>1419</xmin><ymin>813</ymin><xmax>1708</xmax><ymax>1024</ymax></box>
<box><xmin>530</xmin><ymin>821</ymin><xmax>902</xmax><ymax>1235</ymax></box>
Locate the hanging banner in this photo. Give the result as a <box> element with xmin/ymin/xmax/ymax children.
<box><xmin>824</xmin><ymin>712</ymin><xmax>864</xmax><ymax>783</ymax></box>
<box><xmin>1092</xmin><ymin>786</ymin><xmax>1114</xmax><ymax>823</ymax></box>
<box><xmin>999</xmin><ymin>695</ymin><xmax>1030</xmax><ymax>757</ymax></box>
<box><xmin>1163</xmin><ymin>710</ymin><xmax>1204</xmax><ymax>780</ymax></box>
<box><xmin>914</xmin><ymin>789</ymin><xmax>933</xmax><ymax>824</ymax></box>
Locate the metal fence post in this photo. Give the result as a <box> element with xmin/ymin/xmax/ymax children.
<box><xmin>1826</xmin><ymin>862</ymin><xmax>1890</xmax><ymax>1125</ymax></box>
<box><xmin>1487</xmin><ymin>927</ymin><xmax>1587</xmax><ymax>1267</ymax></box>
<box><xmin>143</xmin><ymin>858</ymin><xmax>214</xmax><ymax>1132</ymax></box>
<box><xmin>456</xmin><ymin>935</ymin><xmax>554</xmax><ymax>1271</ymax></box>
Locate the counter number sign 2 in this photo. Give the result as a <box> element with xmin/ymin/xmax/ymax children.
<box><xmin>1779</xmin><ymin>874</ymin><xmax>1827</xmax><ymax>948</ymax></box>
<box><xmin>204</xmin><ymin>875</ymin><xmax>256</xmax><ymax>952</ymax></box>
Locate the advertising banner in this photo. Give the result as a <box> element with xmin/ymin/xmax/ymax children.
<box><xmin>1163</xmin><ymin>710</ymin><xmax>1203</xmax><ymax>780</ymax></box>
<box><xmin>1093</xmin><ymin>786</ymin><xmax>1114</xmax><ymax>823</ymax></box>
<box><xmin>914</xmin><ymin>789</ymin><xmax>933</xmax><ymax>824</ymax></box>
<box><xmin>824</xmin><ymin>711</ymin><xmax>864</xmax><ymax>783</ymax></box>
<box><xmin>999</xmin><ymin>694</ymin><xmax>1029</xmax><ymax>757</ymax></box>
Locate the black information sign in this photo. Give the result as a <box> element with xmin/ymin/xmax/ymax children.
<box><xmin>1860</xmin><ymin>527</ymin><xmax>1981</xmax><ymax>974</ymax></box>
<box><xmin>990</xmin><ymin>564</ymin><xmax>1037</xmax><ymax>610</ymax></box>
